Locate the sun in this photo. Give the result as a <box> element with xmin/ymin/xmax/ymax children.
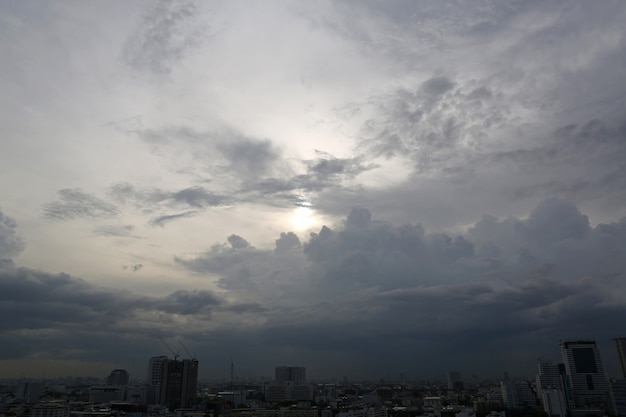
<box><xmin>290</xmin><ymin>206</ymin><xmax>314</xmax><ymax>231</ymax></box>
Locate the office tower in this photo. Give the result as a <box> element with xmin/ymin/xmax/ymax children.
<box><xmin>615</xmin><ymin>338</ymin><xmax>626</xmax><ymax>379</ymax></box>
<box><xmin>501</xmin><ymin>379</ymin><xmax>537</xmax><ymax>409</ymax></box>
<box><xmin>536</xmin><ymin>360</ymin><xmax>573</xmax><ymax>408</ymax></box>
<box><xmin>148</xmin><ymin>355</ymin><xmax>169</xmax><ymax>404</ymax></box>
<box><xmin>560</xmin><ymin>339</ymin><xmax>609</xmax><ymax>408</ymax></box>
<box><xmin>275</xmin><ymin>366</ymin><xmax>306</xmax><ymax>382</ymax></box>
<box><xmin>107</xmin><ymin>369</ymin><xmax>130</xmax><ymax>386</ymax></box>
<box><xmin>266</xmin><ymin>366</ymin><xmax>310</xmax><ymax>402</ymax></box>
<box><xmin>147</xmin><ymin>356</ymin><xmax>198</xmax><ymax>410</ymax></box>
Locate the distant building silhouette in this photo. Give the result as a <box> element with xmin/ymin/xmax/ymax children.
<box><xmin>15</xmin><ymin>379</ymin><xmax>41</xmax><ymax>403</ymax></box>
<box><xmin>265</xmin><ymin>366</ymin><xmax>311</xmax><ymax>402</ymax></box>
<box><xmin>107</xmin><ymin>369</ymin><xmax>129</xmax><ymax>386</ymax></box>
<box><xmin>275</xmin><ymin>366</ymin><xmax>306</xmax><ymax>382</ymax></box>
<box><xmin>447</xmin><ymin>371</ymin><xmax>463</xmax><ymax>390</ymax></box>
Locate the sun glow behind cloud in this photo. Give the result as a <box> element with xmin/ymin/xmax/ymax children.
<box><xmin>290</xmin><ymin>206</ymin><xmax>316</xmax><ymax>231</ymax></box>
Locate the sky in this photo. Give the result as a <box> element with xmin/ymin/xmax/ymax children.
<box><xmin>1</xmin><ymin>0</ymin><xmax>626</xmax><ymax>382</ymax></box>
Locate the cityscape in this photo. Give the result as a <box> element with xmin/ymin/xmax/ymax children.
<box><xmin>2</xmin><ymin>338</ymin><xmax>626</xmax><ymax>417</ymax></box>
<box><xmin>2</xmin><ymin>3</ymin><xmax>626</xmax><ymax>417</ymax></box>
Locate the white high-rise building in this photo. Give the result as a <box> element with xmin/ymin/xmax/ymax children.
<box><xmin>560</xmin><ymin>339</ymin><xmax>609</xmax><ymax>408</ymax></box>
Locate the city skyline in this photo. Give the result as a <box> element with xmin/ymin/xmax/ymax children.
<box><xmin>2</xmin><ymin>1</ymin><xmax>626</xmax><ymax>380</ymax></box>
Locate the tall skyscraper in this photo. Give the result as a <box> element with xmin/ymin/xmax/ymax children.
<box><xmin>615</xmin><ymin>338</ymin><xmax>626</xmax><ymax>379</ymax></box>
<box><xmin>560</xmin><ymin>339</ymin><xmax>609</xmax><ymax>408</ymax></box>
<box><xmin>147</xmin><ymin>356</ymin><xmax>198</xmax><ymax>410</ymax></box>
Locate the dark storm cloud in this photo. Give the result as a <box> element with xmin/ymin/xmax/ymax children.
<box><xmin>122</xmin><ymin>0</ymin><xmax>213</xmax><ymax>74</ymax></box>
<box><xmin>0</xmin><ymin>208</ymin><xmax>24</xmax><ymax>258</ymax></box>
<box><xmin>3</xmin><ymin>199</ymin><xmax>626</xmax><ymax>376</ymax></box>
<box><xmin>43</xmin><ymin>189</ymin><xmax>119</xmax><ymax>221</ymax></box>
<box><xmin>0</xmin><ymin>261</ymin><xmax>258</xmax><ymax>363</ymax></box>
<box><xmin>173</xmin><ymin>199</ymin><xmax>626</xmax><ymax>376</ymax></box>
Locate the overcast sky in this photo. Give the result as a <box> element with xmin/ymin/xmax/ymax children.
<box><xmin>1</xmin><ymin>0</ymin><xmax>626</xmax><ymax>382</ymax></box>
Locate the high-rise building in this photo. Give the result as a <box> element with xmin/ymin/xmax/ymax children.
<box><xmin>615</xmin><ymin>338</ymin><xmax>626</xmax><ymax>379</ymax></box>
<box><xmin>536</xmin><ymin>360</ymin><xmax>573</xmax><ymax>408</ymax></box>
<box><xmin>560</xmin><ymin>339</ymin><xmax>609</xmax><ymax>408</ymax></box>
<box><xmin>275</xmin><ymin>366</ymin><xmax>306</xmax><ymax>382</ymax></box>
<box><xmin>147</xmin><ymin>356</ymin><xmax>198</xmax><ymax>410</ymax></box>
<box><xmin>107</xmin><ymin>369</ymin><xmax>129</xmax><ymax>386</ymax></box>
<box><xmin>501</xmin><ymin>379</ymin><xmax>537</xmax><ymax>409</ymax></box>
<box><xmin>265</xmin><ymin>366</ymin><xmax>310</xmax><ymax>402</ymax></box>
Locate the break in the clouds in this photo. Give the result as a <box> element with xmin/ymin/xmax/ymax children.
<box><xmin>1</xmin><ymin>0</ymin><xmax>626</xmax><ymax>379</ymax></box>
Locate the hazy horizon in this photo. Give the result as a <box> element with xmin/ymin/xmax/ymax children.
<box><xmin>1</xmin><ymin>0</ymin><xmax>626</xmax><ymax>381</ymax></box>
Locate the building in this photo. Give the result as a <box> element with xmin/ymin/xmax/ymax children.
<box><xmin>30</xmin><ymin>403</ymin><xmax>70</xmax><ymax>417</ymax></box>
<box><xmin>275</xmin><ymin>366</ymin><xmax>306</xmax><ymax>382</ymax></box>
<box><xmin>536</xmin><ymin>360</ymin><xmax>573</xmax><ymax>408</ymax></box>
<box><xmin>500</xmin><ymin>380</ymin><xmax>537</xmax><ymax>409</ymax></box>
<box><xmin>89</xmin><ymin>386</ymin><xmax>125</xmax><ymax>403</ymax></box>
<box><xmin>448</xmin><ymin>372</ymin><xmax>463</xmax><ymax>390</ymax></box>
<box><xmin>107</xmin><ymin>369</ymin><xmax>129</xmax><ymax>386</ymax></box>
<box><xmin>542</xmin><ymin>389</ymin><xmax>568</xmax><ymax>417</ymax></box>
<box><xmin>147</xmin><ymin>356</ymin><xmax>169</xmax><ymax>404</ymax></box>
<box><xmin>608</xmin><ymin>379</ymin><xmax>626</xmax><ymax>417</ymax></box>
<box><xmin>15</xmin><ymin>379</ymin><xmax>42</xmax><ymax>403</ymax></box>
<box><xmin>560</xmin><ymin>339</ymin><xmax>609</xmax><ymax>408</ymax></box>
<box><xmin>615</xmin><ymin>338</ymin><xmax>626</xmax><ymax>379</ymax></box>
<box><xmin>146</xmin><ymin>356</ymin><xmax>198</xmax><ymax>410</ymax></box>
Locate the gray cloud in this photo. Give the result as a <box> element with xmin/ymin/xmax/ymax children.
<box><xmin>0</xmin><ymin>208</ymin><xmax>24</xmax><ymax>259</ymax></box>
<box><xmin>43</xmin><ymin>189</ymin><xmax>119</xmax><ymax>221</ymax></box>
<box><xmin>3</xmin><ymin>198</ymin><xmax>626</xmax><ymax>377</ymax></box>
<box><xmin>149</xmin><ymin>210</ymin><xmax>198</xmax><ymax>227</ymax></box>
<box><xmin>122</xmin><ymin>263</ymin><xmax>144</xmax><ymax>272</ymax></box>
<box><xmin>122</xmin><ymin>0</ymin><xmax>213</xmax><ymax>74</ymax></box>
<box><xmin>94</xmin><ymin>224</ymin><xmax>137</xmax><ymax>238</ymax></box>
<box><xmin>275</xmin><ymin>232</ymin><xmax>300</xmax><ymax>254</ymax></box>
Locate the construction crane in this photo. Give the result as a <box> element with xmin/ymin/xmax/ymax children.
<box><xmin>179</xmin><ymin>339</ymin><xmax>196</xmax><ymax>360</ymax></box>
<box><xmin>159</xmin><ymin>337</ymin><xmax>179</xmax><ymax>360</ymax></box>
